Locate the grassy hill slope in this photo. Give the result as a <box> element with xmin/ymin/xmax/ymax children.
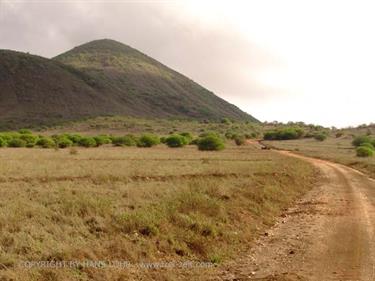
<box><xmin>0</xmin><ymin>50</ymin><xmax>121</xmax><ymax>129</ymax></box>
<box><xmin>54</xmin><ymin>39</ymin><xmax>257</xmax><ymax>122</ymax></box>
<box><xmin>0</xmin><ymin>39</ymin><xmax>257</xmax><ymax>129</ymax></box>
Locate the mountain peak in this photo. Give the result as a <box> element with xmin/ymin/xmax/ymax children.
<box><xmin>0</xmin><ymin>39</ymin><xmax>257</xmax><ymax>129</ymax></box>
<box><xmin>60</xmin><ymin>38</ymin><xmax>136</xmax><ymax>55</ymax></box>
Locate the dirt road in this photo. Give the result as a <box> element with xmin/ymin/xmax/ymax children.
<box><xmin>215</xmin><ymin>151</ymin><xmax>375</xmax><ymax>281</ymax></box>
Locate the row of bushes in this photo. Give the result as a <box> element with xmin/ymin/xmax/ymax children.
<box><xmin>352</xmin><ymin>135</ymin><xmax>375</xmax><ymax>157</ymax></box>
<box><xmin>0</xmin><ymin>131</ymin><xmax>227</xmax><ymax>151</ymax></box>
<box><xmin>263</xmin><ymin>127</ymin><xmax>329</xmax><ymax>142</ymax></box>
<box><xmin>263</xmin><ymin>127</ymin><xmax>305</xmax><ymax>140</ymax></box>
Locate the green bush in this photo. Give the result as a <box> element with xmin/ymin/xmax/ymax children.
<box><xmin>56</xmin><ymin>136</ymin><xmax>73</xmax><ymax>148</ymax></box>
<box><xmin>263</xmin><ymin>127</ymin><xmax>305</xmax><ymax>140</ymax></box>
<box><xmin>0</xmin><ymin>133</ymin><xmax>16</xmax><ymax>143</ymax></box>
<box><xmin>93</xmin><ymin>135</ymin><xmax>112</xmax><ymax>146</ymax></box>
<box><xmin>112</xmin><ymin>135</ymin><xmax>137</xmax><ymax>146</ymax></box>
<box><xmin>165</xmin><ymin>135</ymin><xmax>188</xmax><ymax>148</ymax></box>
<box><xmin>197</xmin><ymin>135</ymin><xmax>225</xmax><ymax>151</ymax></box>
<box><xmin>8</xmin><ymin>138</ymin><xmax>27</xmax><ymax>148</ymax></box>
<box><xmin>65</xmin><ymin>134</ymin><xmax>83</xmax><ymax>144</ymax></box>
<box><xmin>78</xmin><ymin>137</ymin><xmax>97</xmax><ymax>148</ymax></box>
<box><xmin>179</xmin><ymin>132</ymin><xmax>193</xmax><ymax>144</ymax></box>
<box><xmin>360</xmin><ymin>142</ymin><xmax>375</xmax><ymax>150</ymax></box>
<box><xmin>356</xmin><ymin>146</ymin><xmax>374</xmax><ymax>157</ymax></box>
<box><xmin>234</xmin><ymin>135</ymin><xmax>246</xmax><ymax>146</ymax></box>
<box><xmin>0</xmin><ymin>137</ymin><xmax>7</xmax><ymax>147</ymax></box>
<box><xmin>352</xmin><ymin>135</ymin><xmax>373</xmax><ymax>147</ymax></box>
<box><xmin>137</xmin><ymin>134</ymin><xmax>160</xmax><ymax>148</ymax></box>
<box><xmin>36</xmin><ymin>137</ymin><xmax>56</xmax><ymax>148</ymax></box>
<box><xmin>20</xmin><ymin>134</ymin><xmax>39</xmax><ymax>148</ymax></box>
<box><xmin>314</xmin><ymin>133</ymin><xmax>327</xmax><ymax>141</ymax></box>
<box><xmin>18</xmin><ymin>129</ymin><xmax>32</xmax><ymax>134</ymax></box>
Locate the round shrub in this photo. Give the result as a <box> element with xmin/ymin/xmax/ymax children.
<box><xmin>56</xmin><ymin>136</ymin><xmax>73</xmax><ymax>148</ymax></box>
<box><xmin>314</xmin><ymin>133</ymin><xmax>327</xmax><ymax>141</ymax></box>
<box><xmin>8</xmin><ymin>138</ymin><xmax>27</xmax><ymax>148</ymax></box>
<box><xmin>20</xmin><ymin>134</ymin><xmax>39</xmax><ymax>148</ymax></box>
<box><xmin>197</xmin><ymin>135</ymin><xmax>225</xmax><ymax>151</ymax></box>
<box><xmin>234</xmin><ymin>135</ymin><xmax>246</xmax><ymax>146</ymax></box>
<box><xmin>352</xmin><ymin>135</ymin><xmax>372</xmax><ymax>147</ymax></box>
<box><xmin>356</xmin><ymin>146</ymin><xmax>374</xmax><ymax>157</ymax></box>
<box><xmin>165</xmin><ymin>135</ymin><xmax>187</xmax><ymax>148</ymax></box>
<box><xmin>36</xmin><ymin>137</ymin><xmax>56</xmax><ymax>148</ymax></box>
<box><xmin>0</xmin><ymin>133</ymin><xmax>15</xmax><ymax>143</ymax></box>
<box><xmin>78</xmin><ymin>137</ymin><xmax>97</xmax><ymax>148</ymax></box>
<box><xmin>93</xmin><ymin>135</ymin><xmax>112</xmax><ymax>146</ymax></box>
<box><xmin>0</xmin><ymin>137</ymin><xmax>7</xmax><ymax>147</ymax></box>
<box><xmin>179</xmin><ymin>132</ymin><xmax>193</xmax><ymax>143</ymax></box>
<box><xmin>112</xmin><ymin>135</ymin><xmax>137</xmax><ymax>147</ymax></box>
<box><xmin>65</xmin><ymin>134</ymin><xmax>83</xmax><ymax>144</ymax></box>
<box><xmin>137</xmin><ymin>134</ymin><xmax>160</xmax><ymax>148</ymax></box>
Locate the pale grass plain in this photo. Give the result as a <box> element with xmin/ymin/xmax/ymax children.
<box><xmin>0</xmin><ymin>144</ymin><xmax>318</xmax><ymax>280</ymax></box>
<box><xmin>264</xmin><ymin>135</ymin><xmax>375</xmax><ymax>179</ymax></box>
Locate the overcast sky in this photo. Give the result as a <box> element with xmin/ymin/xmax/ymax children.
<box><xmin>1</xmin><ymin>0</ymin><xmax>374</xmax><ymax>127</ymax></box>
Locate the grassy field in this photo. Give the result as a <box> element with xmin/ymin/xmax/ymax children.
<box><xmin>0</xmin><ymin>143</ymin><xmax>319</xmax><ymax>280</ymax></box>
<box><xmin>264</xmin><ymin>135</ymin><xmax>375</xmax><ymax>178</ymax></box>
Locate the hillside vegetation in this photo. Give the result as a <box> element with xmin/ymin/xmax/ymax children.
<box><xmin>0</xmin><ymin>39</ymin><xmax>257</xmax><ymax>129</ymax></box>
<box><xmin>54</xmin><ymin>39</ymin><xmax>255</xmax><ymax>122</ymax></box>
<box><xmin>0</xmin><ymin>50</ymin><xmax>117</xmax><ymax>129</ymax></box>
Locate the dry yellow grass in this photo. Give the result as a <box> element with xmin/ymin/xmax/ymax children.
<box><xmin>0</xmin><ymin>144</ymin><xmax>319</xmax><ymax>280</ymax></box>
<box><xmin>264</xmin><ymin>136</ymin><xmax>375</xmax><ymax>178</ymax></box>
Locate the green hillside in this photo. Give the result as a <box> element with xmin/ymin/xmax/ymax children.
<box><xmin>0</xmin><ymin>39</ymin><xmax>257</xmax><ymax>129</ymax></box>
<box><xmin>54</xmin><ymin>39</ymin><xmax>257</xmax><ymax>121</ymax></box>
<box><xmin>0</xmin><ymin>50</ymin><xmax>120</xmax><ymax>129</ymax></box>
